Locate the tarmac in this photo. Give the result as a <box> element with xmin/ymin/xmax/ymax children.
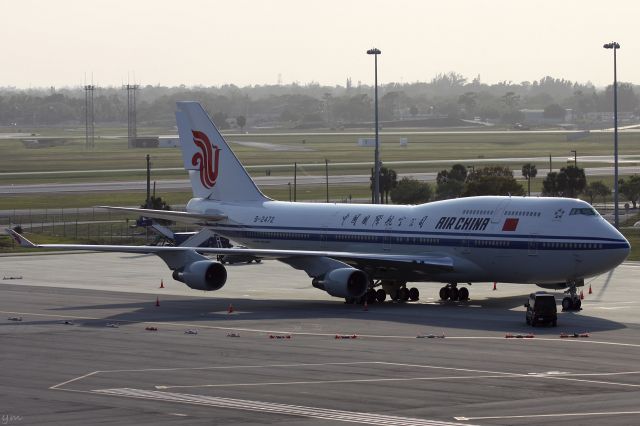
<box><xmin>1</xmin><ymin>252</ymin><xmax>640</xmax><ymax>425</ymax></box>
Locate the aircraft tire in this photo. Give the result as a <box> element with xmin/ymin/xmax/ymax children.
<box><xmin>409</xmin><ymin>287</ymin><xmax>419</xmax><ymax>301</ymax></box>
<box><xmin>399</xmin><ymin>287</ymin><xmax>410</xmax><ymax>302</ymax></box>
<box><xmin>573</xmin><ymin>298</ymin><xmax>581</xmax><ymax>310</ymax></box>
<box><xmin>561</xmin><ymin>297</ymin><xmax>572</xmax><ymax>311</ymax></box>
<box><xmin>439</xmin><ymin>287</ymin><xmax>449</xmax><ymax>300</ymax></box>
<box><xmin>375</xmin><ymin>289</ymin><xmax>387</xmax><ymax>303</ymax></box>
<box><xmin>366</xmin><ymin>289</ymin><xmax>377</xmax><ymax>304</ymax></box>
<box><xmin>449</xmin><ymin>287</ymin><xmax>460</xmax><ymax>301</ymax></box>
<box><xmin>458</xmin><ymin>287</ymin><xmax>469</xmax><ymax>301</ymax></box>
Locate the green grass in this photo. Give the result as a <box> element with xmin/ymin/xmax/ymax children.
<box><xmin>2</xmin><ymin>129</ymin><xmax>639</xmax><ymax>178</ymax></box>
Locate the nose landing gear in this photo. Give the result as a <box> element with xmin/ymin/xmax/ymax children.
<box><xmin>562</xmin><ymin>279</ymin><xmax>583</xmax><ymax>311</ymax></box>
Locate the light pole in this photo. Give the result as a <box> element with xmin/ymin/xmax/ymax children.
<box><xmin>367</xmin><ymin>47</ymin><xmax>381</xmax><ymax>204</ymax></box>
<box><xmin>604</xmin><ymin>41</ymin><xmax>620</xmax><ymax>228</ymax></box>
<box><xmin>325</xmin><ymin>159</ymin><xmax>329</xmax><ymax>203</ymax></box>
<box><xmin>570</xmin><ymin>150</ymin><xmax>577</xmax><ymax>168</ymax></box>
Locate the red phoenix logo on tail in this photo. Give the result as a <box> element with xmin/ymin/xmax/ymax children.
<box><xmin>191</xmin><ymin>130</ymin><xmax>221</xmax><ymax>189</ymax></box>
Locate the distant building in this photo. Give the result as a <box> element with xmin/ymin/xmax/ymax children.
<box><xmin>159</xmin><ymin>136</ymin><xmax>180</xmax><ymax>148</ymax></box>
<box><xmin>519</xmin><ymin>109</ymin><xmax>568</xmax><ymax>125</ymax></box>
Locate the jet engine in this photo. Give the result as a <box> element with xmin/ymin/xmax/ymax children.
<box><xmin>172</xmin><ymin>260</ymin><xmax>227</xmax><ymax>291</ymax></box>
<box><xmin>312</xmin><ymin>267</ymin><xmax>368</xmax><ymax>298</ymax></box>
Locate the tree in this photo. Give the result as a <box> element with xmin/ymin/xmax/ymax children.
<box><xmin>542</xmin><ymin>172</ymin><xmax>561</xmax><ymax>197</ymax></box>
<box><xmin>390</xmin><ymin>178</ymin><xmax>433</xmax><ymax>204</ymax></box>
<box><xmin>584</xmin><ymin>181</ymin><xmax>611</xmax><ymax>206</ymax></box>
<box><xmin>436</xmin><ymin>164</ymin><xmax>467</xmax><ymax>200</ymax></box>
<box><xmin>618</xmin><ymin>175</ymin><xmax>640</xmax><ymax>208</ymax></box>
<box><xmin>558</xmin><ymin>166</ymin><xmax>586</xmax><ymax>198</ymax></box>
<box><xmin>463</xmin><ymin>166</ymin><xmax>524</xmax><ymax>197</ymax></box>
<box><xmin>457</xmin><ymin>92</ymin><xmax>477</xmax><ymax>117</ymax></box>
<box><xmin>436</xmin><ymin>179</ymin><xmax>466</xmax><ymax>200</ymax></box>
<box><xmin>522</xmin><ymin>163</ymin><xmax>538</xmax><ymax>196</ymax></box>
<box><xmin>380</xmin><ymin>167</ymin><xmax>398</xmax><ymax>204</ymax></box>
<box><xmin>212</xmin><ymin>111</ymin><xmax>229</xmax><ymax>129</ymax></box>
<box><xmin>370</xmin><ymin>167</ymin><xmax>398</xmax><ymax>204</ymax></box>
<box><xmin>236</xmin><ymin>115</ymin><xmax>246</xmax><ymax>132</ymax></box>
<box><xmin>542</xmin><ymin>166</ymin><xmax>586</xmax><ymax>198</ymax></box>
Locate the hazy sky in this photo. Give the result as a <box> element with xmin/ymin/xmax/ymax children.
<box><xmin>3</xmin><ymin>0</ymin><xmax>637</xmax><ymax>89</ymax></box>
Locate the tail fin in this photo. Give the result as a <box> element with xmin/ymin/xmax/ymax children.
<box><xmin>175</xmin><ymin>102</ymin><xmax>268</xmax><ymax>202</ymax></box>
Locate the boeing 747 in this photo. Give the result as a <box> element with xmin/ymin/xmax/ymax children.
<box><xmin>6</xmin><ymin>102</ymin><xmax>630</xmax><ymax>311</ymax></box>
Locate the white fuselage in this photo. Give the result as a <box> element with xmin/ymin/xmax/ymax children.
<box><xmin>187</xmin><ymin>195</ymin><xmax>629</xmax><ymax>285</ymax></box>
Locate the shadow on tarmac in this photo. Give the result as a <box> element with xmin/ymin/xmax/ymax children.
<box><xmin>42</xmin><ymin>291</ymin><xmax>625</xmax><ymax>336</ymax></box>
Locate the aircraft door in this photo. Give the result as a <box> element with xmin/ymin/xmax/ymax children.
<box><xmin>528</xmin><ymin>235</ymin><xmax>538</xmax><ymax>256</ymax></box>
<box><xmin>462</xmin><ymin>235</ymin><xmax>471</xmax><ymax>254</ymax></box>
<box><xmin>490</xmin><ymin>199</ymin><xmax>511</xmax><ymax>225</ymax></box>
<box><xmin>383</xmin><ymin>225</ymin><xmax>392</xmax><ymax>251</ymax></box>
<box><xmin>320</xmin><ymin>226</ymin><xmax>328</xmax><ymax>250</ymax></box>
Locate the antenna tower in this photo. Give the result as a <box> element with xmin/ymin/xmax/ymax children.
<box><xmin>84</xmin><ymin>84</ymin><xmax>95</xmax><ymax>149</ymax></box>
<box><xmin>123</xmin><ymin>84</ymin><xmax>140</xmax><ymax>148</ymax></box>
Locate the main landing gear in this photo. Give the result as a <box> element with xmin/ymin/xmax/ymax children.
<box><xmin>439</xmin><ymin>283</ymin><xmax>470</xmax><ymax>302</ymax></box>
<box><xmin>345</xmin><ymin>280</ymin><xmax>420</xmax><ymax>304</ymax></box>
<box><xmin>561</xmin><ymin>280</ymin><xmax>582</xmax><ymax>311</ymax></box>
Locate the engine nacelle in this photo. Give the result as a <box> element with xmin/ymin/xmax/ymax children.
<box><xmin>536</xmin><ymin>279</ymin><xmax>583</xmax><ymax>290</ymax></box>
<box><xmin>172</xmin><ymin>260</ymin><xmax>227</xmax><ymax>291</ymax></box>
<box><xmin>312</xmin><ymin>268</ymin><xmax>368</xmax><ymax>298</ymax></box>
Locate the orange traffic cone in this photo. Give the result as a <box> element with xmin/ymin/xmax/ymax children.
<box><xmin>160</xmin><ymin>279</ymin><xmax>164</xmax><ymax>289</ymax></box>
<box><xmin>580</xmin><ymin>290</ymin><xmax>584</xmax><ymax>300</ymax></box>
<box><xmin>363</xmin><ymin>300</ymin><xmax>368</xmax><ymax>311</ymax></box>
<box><xmin>588</xmin><ymin>284</ymin><xmax>592</xmax><ymax>295</ymax></box>
<box><xmin>227</xmin><ymin>303</ymin><xmax>234</xmax><ymax>314</ymax></box>
<box><xmin>493</xmin><ymin>282</ymin><xmax>497</xmax><ymax>291</ymax></box>
<box><xmin>155</xmin><ymin>296</ymin><xmax>160</xmax><ymax>307</ymax></box>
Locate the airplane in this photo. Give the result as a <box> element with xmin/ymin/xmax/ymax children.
<box><xmin>5</xmin><ymin>102</ymin><xmax>630</xmax><ymax>312</ymax></box>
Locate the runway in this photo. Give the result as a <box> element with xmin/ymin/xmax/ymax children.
<box><xmin>3</xmin><ymin>166</ymin><xmax>640</xmax><ymax>195</ymax></box>
<box><xmin>1</xmin><ymin>252</ymin><xmax>640</xmax><ymax>425</ymax></box>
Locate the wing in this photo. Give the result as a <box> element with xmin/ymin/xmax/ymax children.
<box><xmin>5</xmin><ymin>228</ymin><xmax>453</xmax><ymax>279</ymax></box>
<box><xmin>98</xmin><ymin>206</ymin><xmax>227</xmax><ymax>225</ymax></box>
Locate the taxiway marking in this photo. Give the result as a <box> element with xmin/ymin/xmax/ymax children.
<box><xmin>94</xmin><ymin>387</ymin><xmax>476</xmax><ymax>426</ymax></box>
<box><xmin>455</xmin><ymin>410</ymin><xmax>640</xmax><ymax>421</ymax></box>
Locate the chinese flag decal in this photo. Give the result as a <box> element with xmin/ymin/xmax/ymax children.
<box><xmin>502</xmin><ymin>218</ymin><xmax>519</xmax><ymax>231</ymax></box>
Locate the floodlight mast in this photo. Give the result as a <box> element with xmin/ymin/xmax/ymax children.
<box><xmin>603</xmin><ymin>42</ymin><xmax>620</xmax><ymax>228</ymax></box>
<box><xmin>367</xmin><ymin>47</ymin><xmax>381</xmax><ymax>204</ymax></box>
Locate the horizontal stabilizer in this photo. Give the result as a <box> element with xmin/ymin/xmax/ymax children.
<box><xmin>98</xmin><ymin>206</ymin><xmax>226</xmax><ymax>224</ymax></box>
<box><xmin>4</xmin><ymin>228</ymin><xmax>37</xmax><ymax>248</ymax></box>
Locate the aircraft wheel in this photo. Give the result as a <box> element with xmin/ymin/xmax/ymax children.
<box><xmin>439</xmin><ymin>287</ymin><xmax>449</xmax><ymax>300</ymax></box>
<box><xmin>449</xmin><ymin>287</ymin><xmax>460</xmax><ymax>301</ymax></box>
<box><xmin>399</xmin><ymin>287</ymin><xmax>410</xmax><ymax>302</ymax></box>
<box><xmin>254</xmin><ymin>259</ymin><xmax>262</xmax><ymax>264</ymax></box>
<box><xmin>375</xmin><ymin>289</ymin><xmax>387</xmax><ymax>303</ymax></box>
<box><xmin>573</xmin><ymin>297</ymin><xmax>581</xmax><ymax>310</ymax></box>
<box><xmin>366</xmin><ymin>289</ymin><xmax>377</xmax><ymax>304</ymax></box>
<box><xmin>408</xmin><ymin>287</ymin><xmax>419</xmax><ymax>302</ymax></box>
<box><xmin>458</xmin><ymin>287</ymin><xmax>469</xmax><ymax>301</ymax></box>
<box><xmin>389</xmin><ymin>288</ymin><xmax>399</xmax><ymax>301</ymax></box>
<box><xmin>561</xmin><ymin>297</ymin><xmax>573</xmax><ymax>311</ymax></box>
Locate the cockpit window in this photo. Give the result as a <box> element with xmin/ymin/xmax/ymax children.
<box><xmin>569</xmin><ymin>207</ymin><xmax>597</xmax><ymax>216</ymax></box>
